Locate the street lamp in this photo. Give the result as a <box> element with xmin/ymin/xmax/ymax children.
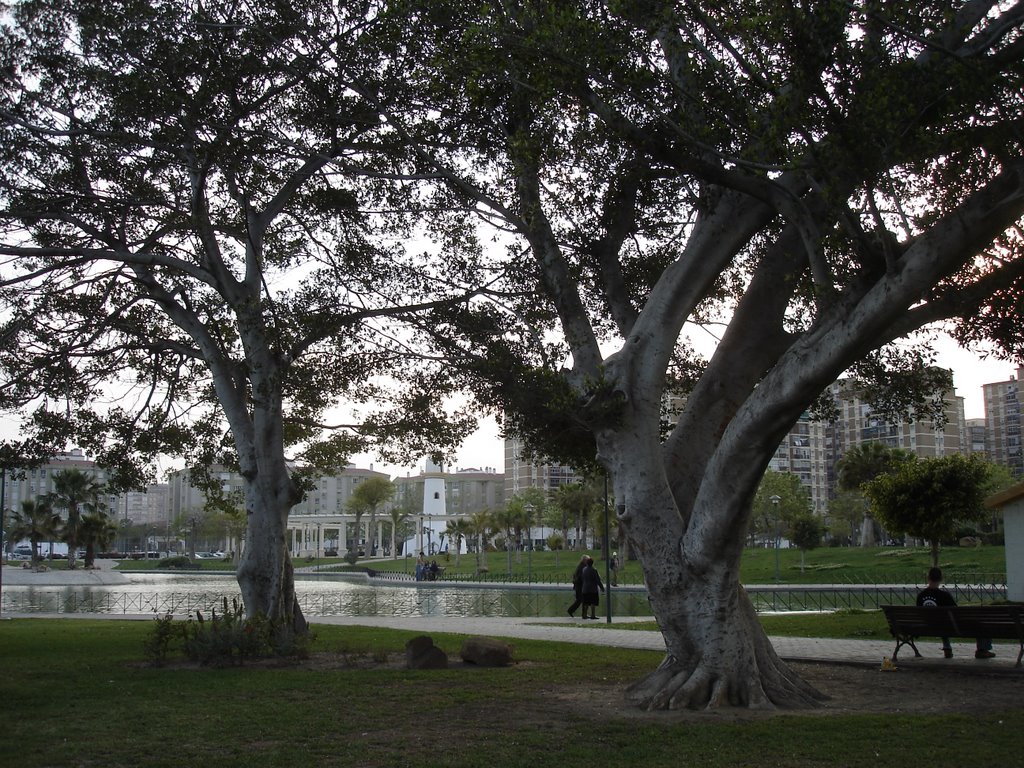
<box><xmin>524</xmin><ymin>503</ymin><xmax>535</xmax><ymax>583</ymax></box>
<box><xmin>770</xmin><ymin>495</ymin><xmax>781</xmax><ymax>583</ymax></box>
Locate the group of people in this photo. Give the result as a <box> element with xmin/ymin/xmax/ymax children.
<box><xmin>414</xmin><ymin>553</ymin><xmax>442</xmax><ymax>582</ymax></box>
<box><xmin>567</xmin><ymin>554</ymin><xmax>605</xmax><ymax>620</ymax></box>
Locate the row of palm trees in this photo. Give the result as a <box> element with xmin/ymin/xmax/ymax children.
<box><xmin>6</xmin><ymin>468</ymin><xmax>116</xmax><ymax>569</ymax></box>
<box><xmin>346</xmin><ymin>479</ymin><xmax>609</xmax><ymax>564</ymax></box>
<box><xmin>439</xmin><ymin>485</ymin><xmax>608</xmax><ymax>570</ymax></box>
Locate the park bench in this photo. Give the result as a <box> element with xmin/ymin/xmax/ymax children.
<box><xmin>881</xmin><ymin>604</ymin><xmax>1024</xmax><ymax>667</ymax></box>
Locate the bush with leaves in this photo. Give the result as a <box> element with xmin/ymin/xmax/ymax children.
<box><xmin>143</xmin><ymin>599</ymin><xmax>313</xmax><ymax>667</ymax></box>
<box><xmin>158</xmin><ymin>556</ymin><xmax>199</xmax><ymax>570</ymax></box>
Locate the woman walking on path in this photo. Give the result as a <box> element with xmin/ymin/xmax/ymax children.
<box><xmin>567</xmin><ymin>554</ymin><xmax>588</xmax><ymax>618</ymax></box>
<box><xmin>580</xmin><ymin>556</ymin><xmax>605</xmax><ymax>620</ymax></box>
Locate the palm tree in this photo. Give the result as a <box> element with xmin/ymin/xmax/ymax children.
<box><xmin>352</xmin><ymin>477</ymin><xmax>396</xmax><ymax>557</ymax></box>
<box><xmin>467</xmin><ymin>509</ymin><xmax>493</xmax><ymax>571</ymax></box>
<box><xmin>388</xmin><ymin>503</ymin><xmax>414</xmax><ymax>559</ymax></box>
<box><xmin>8</xmin><ymin>499</ymin><xmax>60</xmax><ymax>569</ymax></box>
<box><xmin>346</xmin><ymin>477</ymin><xmax>396</xmax><ymax>559</ymax></box>
<box><xmin>836</xmin><ymin>442</ymin><xmax>915</xmax><ymax>492</ymax></box>
<box><xmin>444</xmin><ymin>517</ymin><xmax>472</xmax><ymax>565</ymax></box>
<box><xmin>836</xmin><ymin>443</ymin><xmax>915</xmax><ymax>546</ymax></box>
<box><xmin>46</xmin><ymin>469</ymin><xmax>105</xmax><ymax>569</ymax></box>
<box><xmin>553</xmin><ymin>483</ymin><xmax>599</xmax><ymax>551</ymax></box>
<box><xmin>78</xmin><ymin>511</ymin><xmax>118</xmax><ymax>568</ymax></box>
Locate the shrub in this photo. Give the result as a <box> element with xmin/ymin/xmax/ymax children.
<box><xmin>158</xmin><ymin>555</ymin><xmax>198</xmax><ymax>569</ymax></box>
<box><xmin>143</xmin><ymin>598</ymin><xmax>313</xmax><ymax>666</ymax></box>
<box><xmin>143</xmin><ymin>613</ymin><xmax>179</xmax><ymax>665</ymax></box>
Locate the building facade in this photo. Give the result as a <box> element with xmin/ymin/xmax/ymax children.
<box><xmin>3</xmin><ymin>449</ymin><xmax>123</xmax><ymax>524</ymax></box>
<box><xmin>983</xmin><ymin>365</ymin><xmax>1024</xmax><ymax>477</ymax></box>
<box><xmin>767</xmin><ymin>413</ymin><xmax>831</xmax><ymax>514</ymax></box>
<box><xmin>503</xmin><ymin>437</ymin><xmax>583</xmax><ymax>498</ymax></box>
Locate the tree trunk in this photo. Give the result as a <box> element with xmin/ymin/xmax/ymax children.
<box><xmin>606</xmin><ymin>441</ymin><xmax>823</xmax><ymax>710</ymax></box>
<box><xmin>236</xmin><ymin>468</ymin><xmax>307</xmax><ymax>633</ymax></box>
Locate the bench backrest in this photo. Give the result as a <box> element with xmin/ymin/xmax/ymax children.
<box><xmin>881</xmin><ymin>604</ymin><xmax>1024</xmax><ymax>640</ymax></box>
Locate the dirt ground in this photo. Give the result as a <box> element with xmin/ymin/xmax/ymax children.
<box><xmin>569</xmin><ymin>661</ymin><xmax>1024</xmax><ymax>722</ymax></box>
<box><xmin>291</xmin><ymin>652</ymin><xmax>1023</xmax><ymax>722</ymax></box>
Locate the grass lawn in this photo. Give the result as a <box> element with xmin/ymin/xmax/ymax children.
<box><xmin>1</xmin><ymin>618</ymin><xmax>1021</xmax><ymax>768</ymax></box>
<box><xmin>108</xmin><ymin>545</ymin><xmax>1007</xmax><ymax>585</ymax></box>
<box><xmin>355</xmin><ymin>545</ymin><xmax>1007</xmax><ymax>585</ymax></box>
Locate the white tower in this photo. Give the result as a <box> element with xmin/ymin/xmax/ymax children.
<box><xmin>417</xmin><ymin>459</ymin><xmax>448</xmax><ymax>556</ymax></box>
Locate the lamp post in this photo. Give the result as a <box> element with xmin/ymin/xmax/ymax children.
<box><xmin>770</xmin><ymin>495</ymin><xmax>781</xmax><ymax>583</ymax></box>
<box><xmin>524</xmin><ymin>503</ymin><xmax>535</xmax><ymax>583</ymax></box>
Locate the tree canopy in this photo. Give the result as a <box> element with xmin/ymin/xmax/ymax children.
<box><xmin>863</xmin><ymin>454</ymin><xmax>993</xmax><ymax>565</ymax></box>
<box><xmin>0</xmin><ymin>0</ymin><xmax>484</xmax><ymax>623</ymax></box>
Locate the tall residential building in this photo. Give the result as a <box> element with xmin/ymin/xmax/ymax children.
<box><xmin>767</xmin><ymin>413</ymin><xmax>831</xmax><ymax>514</ymax></box>
<box><xmin>964</xmin><ymin>418</ymin><xmax>988</xmax><ymax>457</ymax></box>
<box><xmin>983</xmin><ymin>365</ymin><xmax>1024</xmax><ymax>477</ymax></box>
<box><xmin>2</xmin><ymin>448</ymin><xmax>123</xmax><ymax>522</ymax></box>
<box><xmin>827</xmin><ymin>378</ymin><xmax>966</xmax><ymax>463</ymax></box>
<box><xmin>503</xmin><ymin>436</ymin><xmax>582</xmax><ymax>498</ymax></box>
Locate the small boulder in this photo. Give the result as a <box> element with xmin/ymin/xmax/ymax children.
<box><xmin>405</xmin><ymin>635</ymin><xmax>448</xmax><ymax>669</ymax></box>
<box><xmin>460</xmin><ymin>636</ymin><xmax>514</xmax><ymax>667</ymax></box>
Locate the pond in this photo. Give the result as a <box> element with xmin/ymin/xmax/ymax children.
<box><xmin>3</xmin><ymin>571</ymin><xmax>1002</xmax><ymax>617</ymax></box>
<box><xmin>0</xmin><ymin>572</ymin><xmax>657</xmax><ymax>619</ymax></box>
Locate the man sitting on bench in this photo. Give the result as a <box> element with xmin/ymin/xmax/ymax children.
<box><xmin>916</xmin><ymin>566</ymin><xmax>995</xmax><ymax>659</ymax></box>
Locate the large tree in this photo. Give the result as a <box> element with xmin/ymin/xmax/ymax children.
<box><xmin>0</xmin><ymin>0</ymin><xmax>480</xmax><ymax>626</ymax></box>
<box><xmin>383</xmin><ymin>1</ymin><xmax>1024</xmax><ymax>709</ymax></box>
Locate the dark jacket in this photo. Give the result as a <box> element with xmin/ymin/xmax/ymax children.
<box><xmin>580</xmin><ymin>564</ymin><xmax>604</xmax><ymax>595</ymax></box>
<box><xmin>571</xmin><ymin>560</ymin><xmax>587</xmax><ymax>593</ymax></box>
<box><xmin>916</xmin><ymin>586</ymin><xmax>956</xmax><ymax>608</ymax></box>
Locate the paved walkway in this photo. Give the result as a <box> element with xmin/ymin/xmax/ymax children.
<box><xmin>308</xmin><ymin>614</ymin><xmax>1022</xmax><ymax>672</ymax></box>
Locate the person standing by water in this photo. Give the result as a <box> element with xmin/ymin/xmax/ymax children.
<box><xmin>580</xmin><ymin>556</ymin><xmax>605</xmax><ymax>620</ymax></box>
<box><xmin>567</xmin><ymin>554</ymin><xmax>588</xmax><ymax>618</ymax></box>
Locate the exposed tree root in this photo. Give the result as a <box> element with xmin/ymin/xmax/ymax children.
<box><xmin>626</xmin><ymin>653</ymin><xmax>825</xmax><ymax>711</ymax></box>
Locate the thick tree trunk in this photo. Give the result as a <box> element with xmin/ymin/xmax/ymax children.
<box><xmin>626</xmin><ymin>558</ymin><xmax>824</xmax><ymax>710</ymax></box>
<box><xmin>608</xmin><ymin>446</ymin><xmax>823</xmax><ymax>710</ymax></box>
<box><xmin>234</xmin><ymin>454</ymin><xmax>307</xmax><ymax>633</ymax></box>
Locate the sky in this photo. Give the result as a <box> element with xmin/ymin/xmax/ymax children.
<box><xmin>356</xmin><ymin>335</ymin><xmax>1021</xmax><ymax>480</ymax></box>
<box><xmin>1</xmin><ymin>334</ymin><xmax>1018</xmax><ymax>482</ymax></box>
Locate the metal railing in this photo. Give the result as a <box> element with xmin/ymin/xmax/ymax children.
<box><xmin>3</xmin><ymin>580</ymin><xmax>1007</xmax><ymax>618</ymax></box>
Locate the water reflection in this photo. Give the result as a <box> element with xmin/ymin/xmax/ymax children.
<box><xmin>1</xmin><ymin>572</ymin><xmax>655</xmax><ymax>619</ymax></box>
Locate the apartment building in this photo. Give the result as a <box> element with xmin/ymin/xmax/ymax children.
<box><xmin>983</xmin><ymin>365</ymin><xmax>1024</xmax><ymax>477</ymax></box>
<box><xmin>2</xmin><ymin>448</ymin><xmax>123</xmax><ymax>521</ymax></box>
